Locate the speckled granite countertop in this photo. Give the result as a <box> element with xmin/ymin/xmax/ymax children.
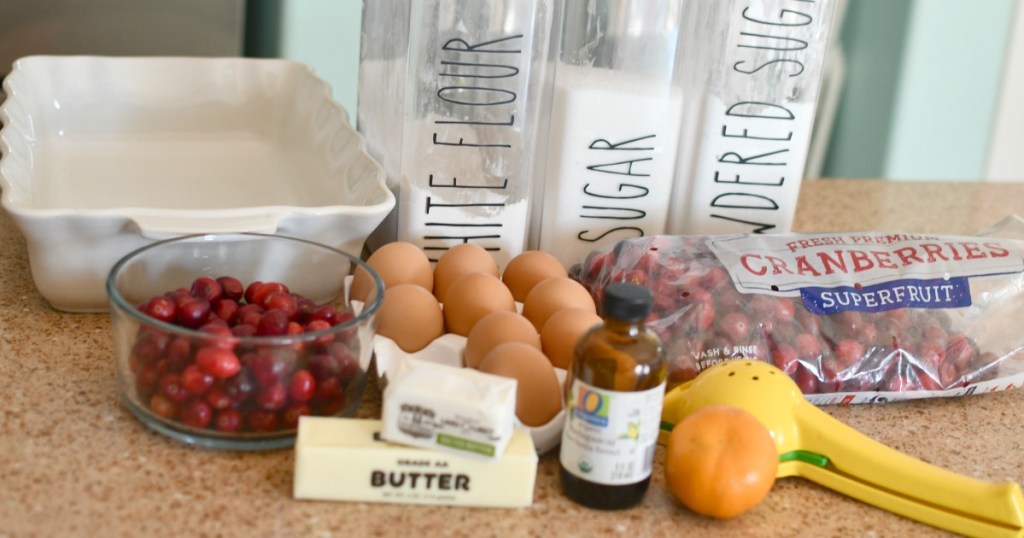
<box><xmin>2</xmin><ymin>179</ymin><xmax>1023</xmax><ymax>537</ymax></box>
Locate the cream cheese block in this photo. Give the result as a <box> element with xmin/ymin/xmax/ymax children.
<box><xmin>381</xmin><ymin>356</ymin><xmax>517</xmax><ymax>460</ymax></box>
<box><xmin>293</xmin><ymin>417</ymin><xmax>537</xmax><ymax>507</ymax></box>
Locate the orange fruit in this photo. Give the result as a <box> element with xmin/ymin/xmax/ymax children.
<box><xmin>664</xmin><ymin>404</ymin><xmax>778</xmax><ymax>519</ymax></box>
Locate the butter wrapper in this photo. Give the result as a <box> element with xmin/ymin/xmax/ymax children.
<box><xmin>381</xmin><ymin>356</ymin><xmax>517</xmax><ymax>460</ymax></box>
<box><xmin>294</xmin><ymin>417</ymin><xmax>537</xmax><ymax>507</ymax></box>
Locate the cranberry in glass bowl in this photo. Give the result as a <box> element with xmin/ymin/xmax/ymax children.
<box><xmin>106</xmin><ymin>233</ymin><xmax>383</xmax><ymax>450</ymax></box>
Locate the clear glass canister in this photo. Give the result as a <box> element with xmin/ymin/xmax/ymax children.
<box><xmin>359</xmin><ymin>0</ymin><xmax>560</xmax><ymax>267</ymax></box>
<box><xmin>667</xmin><ymin>0</ymin><xmax>838</xmax><ymax>235</ymax></box>
<box><xmin>538</xmin><ymin>0</ymin><xmax>687</xmax><ymax>269</ymax></box>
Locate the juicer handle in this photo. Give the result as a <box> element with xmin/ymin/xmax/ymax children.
<box><xmin>793</xmin><ymin>403</ymin><xmax>1024</xmax><ymax>537</ymax></box>
<box><xmin>131</xmin><ymin>212</ymin><xmax>282</xmax><ymax>239</ymax></box>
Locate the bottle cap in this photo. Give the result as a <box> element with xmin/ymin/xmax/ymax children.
<box><xmin>601</xmin><ymin>282</ymin><xmax>653</xmax><ymax>321</ymax></box>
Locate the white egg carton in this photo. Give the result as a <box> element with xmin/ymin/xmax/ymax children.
<box><xmin>0</xmin><ymin>55</ymin><xmax>395</xmax><ymax>311</ymax></box>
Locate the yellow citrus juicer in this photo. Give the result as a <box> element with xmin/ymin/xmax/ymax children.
<box><xmin>660</xmin><ymin>360</ymin><xmax>1024</xmax><ymax>538</ymax></box>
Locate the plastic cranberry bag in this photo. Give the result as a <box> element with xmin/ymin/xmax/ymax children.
<box><xmin>570</xmin><ymin>219</ymin><xmax>1024</xmax><ymax>404</ymax></box>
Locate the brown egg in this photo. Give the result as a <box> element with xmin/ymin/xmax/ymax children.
<box><xmin>351</xmin><ymin>241</ymin><xmax>433</xmax><ymax>303</ymax></box>
<box><xmin>521</xmin><ymin>277</ymin><xmax>597</xmax><ymax>332</ymax></box>
<box><xmin>502</xmin><ymin>250</ymin><xmax>568</xmax><ymax>302</ymax></box>
<box><xmin>433</xmin><ymin>243</ymin><xmax>500</xmax><ymax>301</ymax></box>
<box><xmin>479</xmin><ymin>342</ymin><xmax>562</xmax><ymax>427</ymax></box>
<box><xmin>375</xmin><ymin>284</ymin><xmax>444</xmax><ymax>353</ymax></box>
<box><xmin>464</xmin><ymin>311</ymin><xmax>541</xmax><ymax>369</ymax></box>
<box><xmin>442</xmin><ymin>272</ymin><xmax>516</xmax><ymax>336</ymax></box>
<box><xmin>540</xmin><ymin>308</ymin><xmax>603</xmax><ymax>370</ymax></box>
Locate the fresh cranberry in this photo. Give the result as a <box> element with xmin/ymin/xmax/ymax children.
<box><xmin>717</xmin><ymin>312</ymin><xmax>752</xmax><ymax>342</ymax></box>
<box><xmin>281</xmin><ymin>403</ymin><xmax>311</xmax><ymax>429</ymax></box>
<box><xmin>140</xmin><ymin>296</ymin><xmax>177</xmax><ymax>323</ymax></box>
<box><xmin>334</xmin><ymin>310</ymin><xmax>356</xmax><ymax>326</ymax></box>
<box><xmin>857</xmin><ymin>322</ymin><xmax>879</xmax><ymax>345</ymax></box>
<box><xmin>795</xmin><ymin>309</ymin><xmax>823</xmax><ymax>337</ymax></box>
<box><xmin>307</xmin><ymin>305</ymin><xmax>338</xmax><ymax>326</ymax></box>
<box><xmin>161</xmin><ymin>336</ymin><xmax>192</xmax><ymax>372</ymax></box>
<box><xmin>308</xmin><ymin>353</ymin><xmax>339</xmax><ymax>381</ymax></box>
<box><xmin>149</xmin><ymin>394</ymin><xmax>178</xmax><ymax>419</ymax></box>
<box><xmin>131</xmin><ymin>331</ymin><xmax>170</xmax><ymax>363</ymax></box>
<box><xmin>204</xmin><ymin>387</ymin><xmax>234</xmax><ymax>411</ymax></box>
<box><xmin>136</xmin><ymin>364</ymin><xmax>162</xmax><ymax>396</ymax></box>
<box><xmin>832</xmin><ymin>311</ymin><xmax>864</xmax><ymax>339</ymax></box>
<box><xmin>248</xmin><ymin>347</ymin><xmax>297</xmax><ymax>386</ymax></box>
<box><xmin>918</xmin><ymin>368</ymin><xmax>942</xmax><ymax>390</ymax></box>
<box><xmin>915</xmin><ymin>340</ymin><xmax>946</xmax><ymax>368</ymax></box>
<box><xmin>248</xmin><ymin>410</ymin><xmax>279</xmax><ymax>432</ymax></box>
<box><xmin>771</xmin><ymin>344</ymin><xmax>800</xmax><ymax>375</ymax></box>
<box><xmin>244</xmin><ymin>280</ymin><xmax>264</xmax><ymax>304</ymax></box>
<box><xmin>231</xmin><ymin>324</ymin><xmax>258</xmax><ymax>338</ymax></box>
<box><xmin>288</xmin><ymin>370</ymin><xmax>316</xmax><ymax>403</ymax></box>
<box><xmin>773</xmin><ymin>299</ymin><xmax>796</xmax><ymax>322</ymax></box>
<box><xmin>834</xmin><ymin>339</ymin><xmax>865</xmax><ymax>368</ymax></box>
<box><xmin>235</xmin><ymin>303</ymin><xmax>265</xmax><ymax>327</ymax></box>
<box><xmin>180</xmin><ymin>398</ymin><xmax>213</xmax><ymax>429</ymax></box>
<box><xmin>295</xmin><ymin>297</ymin><xmax>317</xmax><ymax>324</ymax></box>
<box><xmin>793</xmin><ymin>332</ymin><xmax>820</xmax><ymax>359</ymax></box>
<box><xmin>175</xmin><ymin>298</ymin><xmax>211</xmax><ymax>329</ymax></box>
<box><xmin>304</xmin><ymin>319</ymin><xmax>334</xmax><ymax>346</ymax></box>
<box><xmin>256</xmin><ymin>309</ymin><xmax>291</xmax><ymax>337</ymax></box>
<box><xmin>129</xmin><ymin>354</ymin><xmax>145</xmax><ymax>376</ymax></box>
<box><xmin>683</xmin><ymin>297</ymin><xmax>715</xmax><ymax>332</ymax></box>
<box><xmin>818</xmin><ymin>361</ymin><xmax>842</xmax><ymax>393</ymax></box>
<box><xmin>790</xmin><ymin>362</ymin><xmax>815</xmax><ymax>391</ymax></box>
<box><xmin>263</xmin><ymin>292</ymin><xmax>299</xmax><ymax>319</ymax></box>
<box><xmin>198</xmin><ymin>321</ymin><xmax>236</xmax><ymax>349</ymax></box>
<box><xmin>715</xmin><ymin>288</ymin><xmax>745</xmax><ymax>313</ymax></box>
<box><xmin>216</xmin><ymin>276</ymin><xmax>245</xmax><ymax>302</ymax></box>
<box><xmin>158</xmin><ymin>373</ymin><xmax>189</xmax><ymax>404</ymax></box>
<box><xmin>214</xmin><ymin>409</ymin><xmax>244</xmax><ymax>433</ymax></box>
<box><xmin>331</xmin><ymin>310</ymin><xmax>358</xmax><ymax>340</ymax></box>
<box><xmin>921</xmin><ymin>323</ymin><xmax>948</xmax><ymax>343</ymax></box>
<box><xmin>181</xmin><ymin>365</ymin><xmax>214</xmax><ymax>395</ymax></box>
<box><xmin>195</xmin><ymin>346</ymin><xmax>241</xmax><ymax>379</ymax></box>
<box><xmin>190</xmin><ymin>276</ymin><xmax>223</xmax><ymax>302</ymax></box>
<box><xmin>257</xmin><ymin>382</ymin><xmax>288</xmax><ymax>411</ymax></box>
<box><xmin>700</xmin><ymin>267</ymin><xmax>728</xmax><ymax>290</ymax></box>
<box><xmin>223</xmin><ymin>368</ymin><xmax>255</xmax><ymax>403</ymax></box>
<box><xmin>887</xmin><ymin>374</ymin><xmax>912</xmax><ymax>392</ymax></box>
<box><xmin>312</xmin><ymin>376</ymin><xmax>344</xmax><ymax>405</ymax></box>
<box><xmin>885</xmin><ymin>308</ymin><xmax>911</xmax><ymax>328</ymax></box>
<box><xmin>327</xmin><ymin>342</ymin><xmax>360</xmax><ymax>383</ymax></box>
<box><xmin>136</xmin><ymin>360</ymin><xmax>161</xmax><ymax>389</ymax></box>
<box><xmin>313</xmin><ymin>390</ymin><xmax>347</xmax><ymax>416</ymax></box>
<box><xmin>250</xmin><ymin>282</ymin><xmax>289</xmax><ymax>308</ymax></box>
<box><xmin>946</xmin><ymin>334</ymin><xmax>976</xmax><ymax>369</ymax></box>
<box><xmin>166</xmin><ymin>288</ymin><xmax>193</xmax><ymax>308</ymax></box>
<box><xmin>286</xmin><ymin>321</ymin><xmax>305</xmax><ymax>338</ymax></box>
<box><xmin>212</xmin><ymin>298</ymin><xmax>240</xmax><ymax>324</ymax></box>
<box><xmin>939</xmin><ymin>362</ymin><xmax>962</xmax><ymax>388</ymax></box>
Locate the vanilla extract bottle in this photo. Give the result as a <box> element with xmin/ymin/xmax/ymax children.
<box><xmin>559</xmin><ymin>282</ymin><xmax>666</xmax><ymax>510</ymax></box>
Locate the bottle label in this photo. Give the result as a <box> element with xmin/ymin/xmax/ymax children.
<box><xmin>559</xmin><ymin>379</ymin><xmax>665</xmax><ymax>486</ymax></box>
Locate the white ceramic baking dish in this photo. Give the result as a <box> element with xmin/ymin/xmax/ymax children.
<box><xmin>0</xmin><ymin>55</ymin><xmax>395</xmax><ymax>312</ymax></box>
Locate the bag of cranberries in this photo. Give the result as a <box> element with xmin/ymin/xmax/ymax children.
<box><xmin>570</xmin><ymin>223</ymin><xmax>1024</xmax><ymax>404</ymax></box>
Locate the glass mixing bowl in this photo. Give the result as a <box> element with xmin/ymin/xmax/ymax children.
<box><xmin>107</xmin><ymin>233</ymin><xmax>382</xmax><ymax>450</ymax></box>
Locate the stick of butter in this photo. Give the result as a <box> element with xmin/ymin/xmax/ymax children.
<box><xmin>381</xmin><ymin>356</ymin><xmax>517</xmax><ymax>460</ymax></box>
<box><xmin>293</xmin><ymin>417</ymin><xmax>537</xmax><ymax>507</ymax></box>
